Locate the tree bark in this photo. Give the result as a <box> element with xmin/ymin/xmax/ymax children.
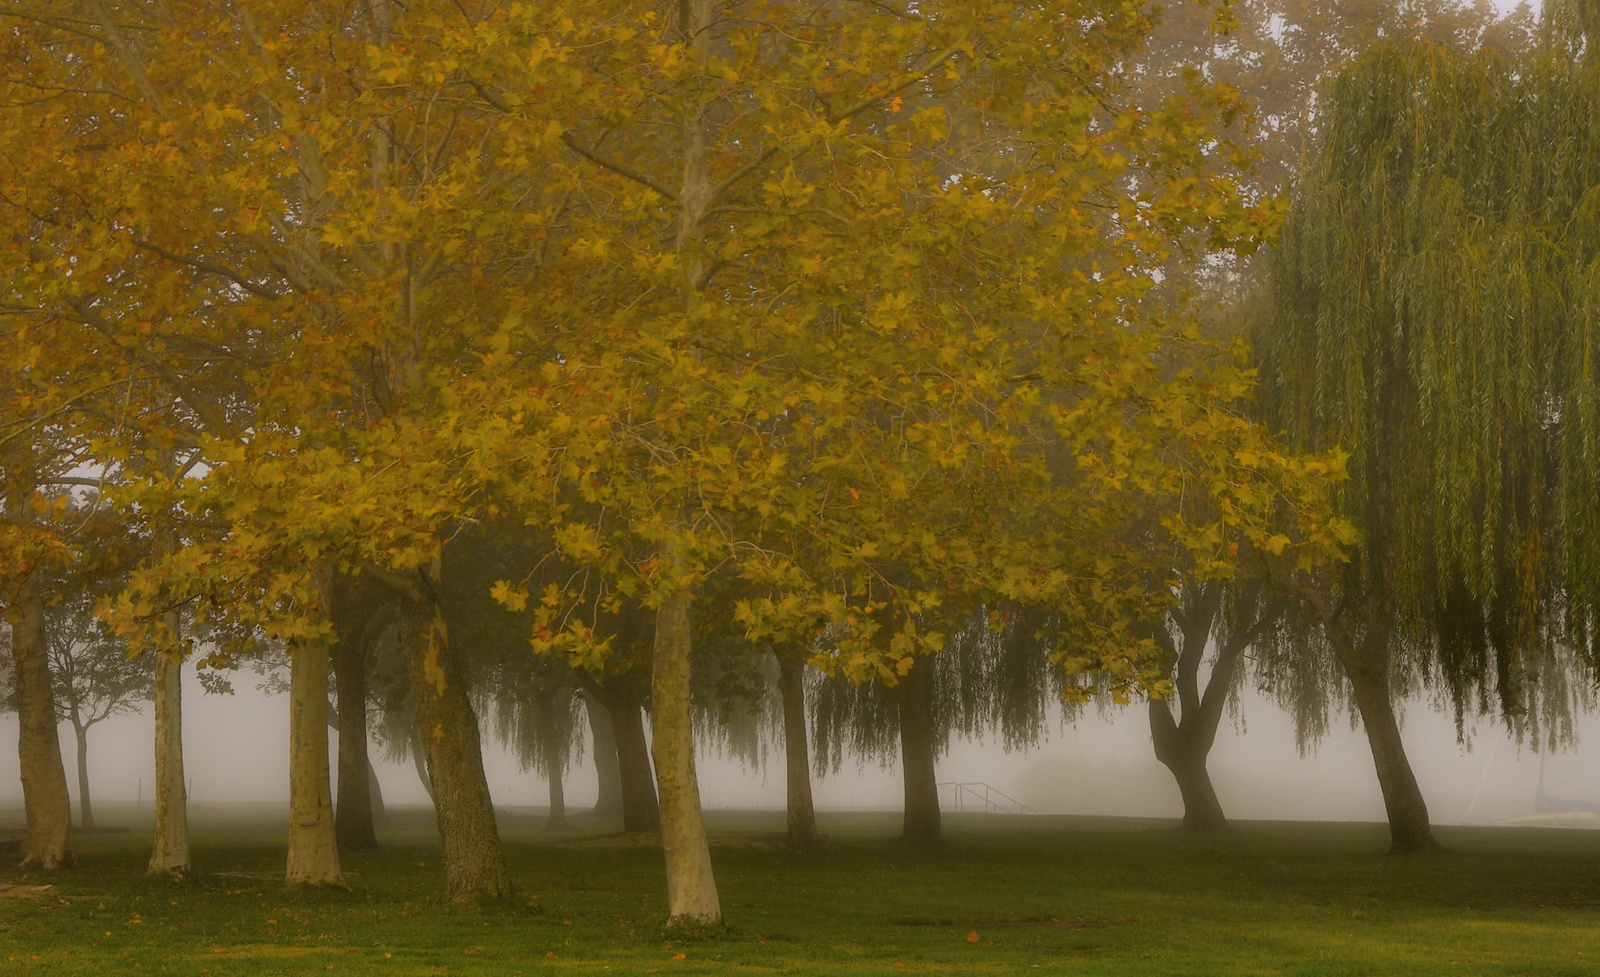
<box><xmin>407</xmin><ymin>720</ymin><xmax>435</xmax><ymax>805</ymax></box>
<box><xmin>601</xmin><ymin>676</ymin><xmax>660</xmax><ymax>832</ymax></box>
<box><xmin>10</xmin><ymin>571</ymin><xmax>75</xmax><ymax>870</ymax></box>
<box><xmin>147</xmin><ymin>638</ymin><xmax>191</xmax><ymax>879</ymax></box>
<box><xmin>541</xmin><ymin>698</ymin><xmax>567</xmax><ymax>829</ymax></box>
<box><xmin>1330</xmin><ymin>609</ymin><xmax>1438</xmax><ymax>852</ymax></box>
<box><xmin>897</xmin><ymin>654</ymin><xmax>941</xmax><ymax>845</ymax></box>
<box><xmin>74</xmin><ymin>723</ymin><xmax>95</xmax><ymax>831</ymax></box>
<box><xmin>581</xmin><ymin>689</ymin><xmax>624</xmax><ymax>820</ymax></box>
<box><xmin>1150</xmin><ymin>697</ymin><xmax>1229</xmax><ymax>832</ymax></box>
<box><xmin>777</xmin><ymin>654</ymin><xmax>819</xmax><ymax>852</ymax></box>
<box><xmin>651</xmin><ymin>592</ymin><xmax>721</xmax><ymax>925</ymax></box>
<box><xmin>546</xmin><ymin>749</ymin><xmax>567</xmax><ymax>829</ymax></box>
<box><xmin>332</xmin><ymin>628</ymin><xmax>379</xmax><ymax>851</ymax></box>
<box><xmin>367</xmin><ymin>757</ymin><xmax>390</xmax><ymax>827</ymax></box>
<box><xmin>1149</xmin><ymin>585</ymin><xmax>1230</xmax><ymax>832</ymax></box>
<box><xmin>287</xmin><ymin>641</ymin><xmax>342</xmax><ymax>885</ymax></box>
<box><xmin>399</xmin><ymin>585</ymin><xmax>514</xmax><ymax>901</ymax></box>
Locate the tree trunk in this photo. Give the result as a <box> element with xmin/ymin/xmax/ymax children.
<box><xmin>897</xmin><ymin>654</ymin><xmax>941</xmax><ymax>845</ymax></box>
<box><xmin>399</xmin><ymin>586</ymin><xmax>513</xmax><ymax>901</ymax></box>
<box><xmin>1148</xmin><ymin>584</ymin><xmax>1233</xmax><ymax>833</ymax></box>
<box><xmin>407</xmin><ymin>720</ymin><xmax>436</xmax><ymax>805</ymax></box>
<box><xmin>10</xmin><ymin>572</ymin><xmax>75</xmax><ymax>870</ymax></box>
<box><xmin>1330</xmin><ymin>610</ymin><xmax>1437</xmax><ymax>853</ymax></box>
<box><xmin>287</xmin><ymin>642</ymin><xmax>342</xmax><ymax>885</ymax></box>
<box><xmin>581</xmin><ymin>690</ymin><xmax>623</xmax><ymax>820</ymax></box>
<box><xmin>602</xmin><ymin>677</ymin><xmax>660</xmax><ymax>832</ymax></box>
<box><xmin>74</xmin><ymin>723</ymin><xmax>95</xmax><ymax>831</ymax></box>
<box><xmin>777</xmin><ymin>654</ymin><xmax>819</xmax><ymax>852</ymax></box>
<box><xmin>540</xmin><ymin>697</ymin><xmax>568</xmax><ymax>829</ymax></box>
<box><xmin>546</xmin><ymin>749</ymin><xmax>567</xmax><ymax>829</ymax></box>
<box><xmin>1149</xmin><ymin>697</ymin><xmax>1229</xmax><ymax>831</ymax></box>
<box><xmin>651</xmin><ymin>592</ymin><xmax>720</xmax><ymax>925</ymax></box>
<box><xmin>147</xmin><ymin>647</ymin><xmax>191</xmax><ymax>879</ymax></box>
<box><xmin>367</xmin><ymin>756</ymin><xmax>390</xmax><ymax>828</ymax></box>
<box><xmin>332</xmin><ymin>629</ymin><xmax>378</xmax><ymax>851</ymax></box>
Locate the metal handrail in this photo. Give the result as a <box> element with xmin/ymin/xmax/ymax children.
<box><xmin>936</xmin><ymin>781</ymin><xmax>1040</xmax><ymax>815</ymax></box>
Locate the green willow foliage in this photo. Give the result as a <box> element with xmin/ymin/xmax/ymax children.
<box><xmin>1256</xmin><ymin>37</ymin><xmax>1600</xmax><ymax>733</ymax></box>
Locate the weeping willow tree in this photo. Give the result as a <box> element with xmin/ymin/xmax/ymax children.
<box><xmin>812</xmin><ymin>607</ymin><xmax>1060</xmax><ymax>842</ymax></box>
<box><xmin>1255</xmin><ymin>25</ymin><xmax>1600</xmax><ymax>851</ymax></box>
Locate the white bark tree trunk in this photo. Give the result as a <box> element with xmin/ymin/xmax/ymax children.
<box><xmin>147</xmin><ymin>647</ymin><xmax>191</xmax><ymax>879</ymax></box>
<box><xmin>287</xmin><ymin>640</ymin><xmax>342</xmax><ymax>885</ymax></box>
<box><xmin>651</xmin><ymin>590</ymin><xmax>721</xmax><ymax>925</ymax></box>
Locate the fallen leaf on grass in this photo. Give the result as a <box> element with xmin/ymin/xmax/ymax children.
<box><xmin>966</xmin><ymin>931</ymin><xmax>980</xmax><ymax>943</ymax></box>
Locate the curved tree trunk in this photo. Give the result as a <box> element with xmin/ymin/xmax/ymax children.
<box><xmin>399</xmin><ymin>586</ymin><xmax>514</xmax><ymax>901</ymax></box>
<box><xmin>602</xmin><ymin>677</ymin><xmax>660</xmax><ymax>832</ymax></box>
<box><xmin>332</xmin><ymin>628</ymin><xmax>378</xmax><ymax>851</ymax></box>
<box><xmin>651</xmin><ymin>592</ymin><xmax>720</xmax><ymax>925</ymax></box>
<box><xmin>777</xmin><ymin>654</ymin><xmax>819</xmax><ymax>852</ymax></box>
<box><xmin>1150</xmin><ymin>588</ymin><xmax>1285</xmax><ymax>832</ymax></box>
<box><xmin>10</xmin><ymin>571</ymin><xmax>75</xmax><ymax>870</ymax></box>
<box><xmin>287</xmin><ymin>642</ymin><xmax>342</xmax><ymax>885</ymax></box>
<box><xmin>1332</xmin><ymin>610</ymin><xmax>1437</xmax><ymax>853</ymax></box>
<box><xmin>74</xmin><ymin>723</ymin><xmax>95</xmax><ymax>831</ymax></box>
<box><xmin>407</xmin><ymin>720</ymin><xmax>436</xmax><ymax>805</ymax></box>
<box><xmin>581</xmin><ymin>690</ymin><xmax>623</xmax><ymax>820</ymax></box>
<box><xmin>367</xmin><ymin>758</ymin><xmax>390</xmax><ymax>828</ymax></box>
<box><xmin>1150</xmin><ymin>697</ymin><xmax>1229</xmax><ymax>832</ymax></box>
<box><xmin>147</xmin><ymin>646</ymin><xmax>191</xmax><ymax>879</ymax></box>
<box><xmin>897</xmin><ymin>654</ymin><xmax>941</xmax><ymax>845</ymax></box>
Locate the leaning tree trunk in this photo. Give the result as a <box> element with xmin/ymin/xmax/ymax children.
<box><xmin>897</xmin><ymin>654</ymin><xmax>941</xmax><ymax>845</ymax></box>
<box><xmin>287</xmin><ymin>642</ymin><xmax>342</xmax><ymax>885</ymax></box>
<box><xmin>399</xmin><ymin>586</ymin><xmax>513</xmax><ymax>901</ymax></box>
<box><xmin>1332</xmin><ymin>610</ymin><xmax>1437</xmax><ymax>853</ymax></box>
<box><xmin>367</xmin><ymin>757</ymin><xmax>390</xmax><ymax>828</ymax></box>
<box><xmin>147</xmin><ymin>640</ymin><xmax>191</xmax><ymax>879</ymax></box>
<box><xmin>332</xmin><ymin>629</ymin><xmax>379</xmax><ymax>851</ymax></box>
<box><xmin>581</xmin><ymin>690</ymin><xmax>624</xmax><ymax>819</ymax></box>
<box><xmin>407</xmin><ymin>721</ymin><xmax>436</xmax><ymax>805</ymax></box>
<box><xmin>74</xmin><ymin>723</ymin><xmax>95</xmax><ymax>831</ymax></box>
<box><xmin>777</xmin><ymin>654</ymin><xmax>819</xmax><ymax>852</ymax></box>
<box><xmin>10</xmin><ymin>572</ymin><xmax>75</xmax><ymax>870</ymax></box>
<box><xmin>603</xmin><ymin>677</ymin><xmax>661</xmax><ymax>832</ymax></box>
<box><xmin>651</xmin><ymin>591</ymin><xmax>721</xmax><ymax>925</ymax></box>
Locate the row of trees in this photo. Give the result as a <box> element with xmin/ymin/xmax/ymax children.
<box><xmin>3</xmin><ymin>0</ymin><xmax>1597</xmax><ymax>927</ymax></box>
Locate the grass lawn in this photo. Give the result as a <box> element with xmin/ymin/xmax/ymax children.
<box><xmin>3</xmin><ymin>804</ymin><xmax>1599</xmax><ymax>975</ymax></box>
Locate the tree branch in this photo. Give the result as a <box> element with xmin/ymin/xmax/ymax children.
<box><xmin>67</xmin><ymin>298</ymin><xmax>237</xmax><ymax>441</ymax></box>
<box><xmin>131</xmin><ymin>239</ymin><xmax>283</xmax><ymax>300</ymax></box>
<box><xmin>560</xmin><ymin>132</ymin><xmax>677</xmax><ymax>201</ymax></box>
<box><xmin>359</xmin><ymin>562</ymin><xmax>423</xmax><ymax>603</ymax></box>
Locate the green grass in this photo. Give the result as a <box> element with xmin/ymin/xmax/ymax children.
<box><xmin>4</xmin><ymin>804</ymin><xmax>1600</xmax><ymax>974</ymax></box>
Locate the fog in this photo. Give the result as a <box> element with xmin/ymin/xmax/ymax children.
<box><xmin>5</xmin><ymin>668</ymin><xmax>1592</xmax><ymax>829</ymax></box>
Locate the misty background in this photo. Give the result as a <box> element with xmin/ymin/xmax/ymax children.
<box><xmin>4</xmin><ymin>670</ymin><xmax>1592</xmax><ymax>827</ymax></box>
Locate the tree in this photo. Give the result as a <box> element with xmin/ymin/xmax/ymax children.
<box><xmin>1146</xmin><ymin>581</ymin><xmax>1282</xmax><ymax>831</ymax></box>
<box><xmin>468</xmin><ymin>0</ymin><xmax>1336</xmax><ymax>922</ymax></box>
<box><xmin>46</xmin><ymin>582</ymin><xmax>153</xmax><ymax>830</ymax></box>
<box><xmin>1253</xmin><ymin>31</ymin><xmax>1600</xmax><ymax>851</ymax></box>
